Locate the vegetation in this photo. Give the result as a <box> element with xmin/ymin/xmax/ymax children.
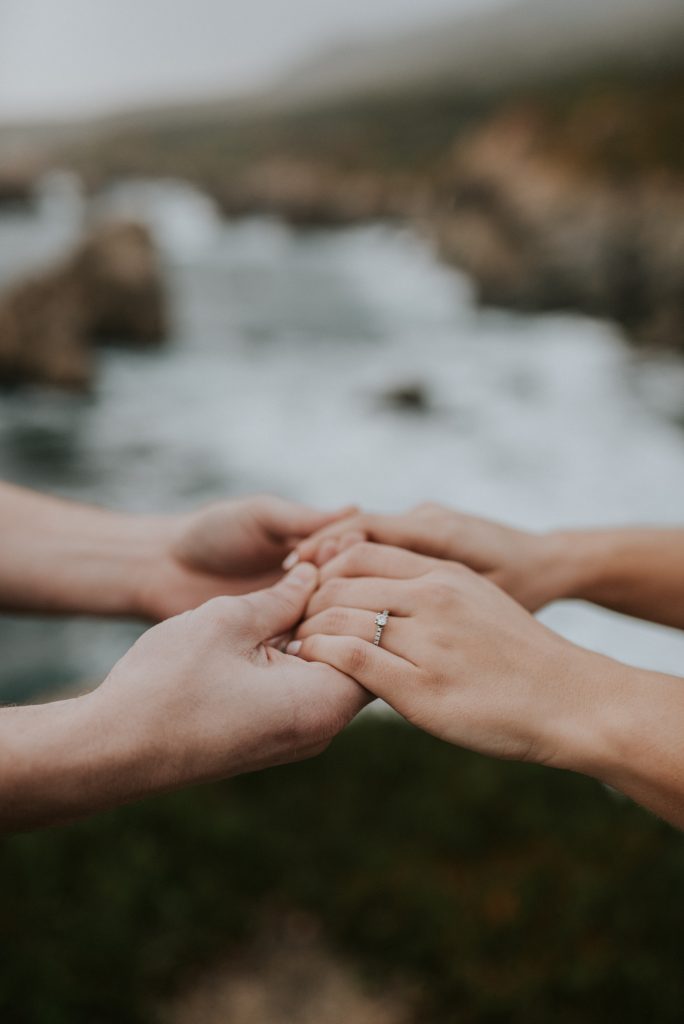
<box><xmin>2</xmin><ymin>715</ymin><xmax>683</xmax><ymax>1023</ymax></box>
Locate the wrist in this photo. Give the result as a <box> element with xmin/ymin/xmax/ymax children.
<box><xmin>73</xmin><ymin>511</ymin><xmax>175</xmax><ymax>619</ymax></box>
<box><xmin>0</xmin><ymin>484</ymin><xmax>177</xmax><ymax>619</ymax></box>
<box><xmin>0</xmin><ymin>690</ymin><xmax>164</xmax><ymax>829</ymax></box>
<box><xmin>543</xmin><ymin>649</ymin><xmax>651</xmax><ymax>785</ymax></box>
<box><xmin>538</xmin><ymin>529</ymin><xmax>607</xmax><ymax>604</ymax></box>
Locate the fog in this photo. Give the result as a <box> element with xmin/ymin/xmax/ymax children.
<box><xmin>0</xmin><ymin>0</ymin><xmax>509</xmax><ymax>121</ymax></box>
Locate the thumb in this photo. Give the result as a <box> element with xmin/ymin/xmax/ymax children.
<box><xmin>247</xmin><ymin>562</ymin><xmax>318</xmax><ymax>640</ymax></box>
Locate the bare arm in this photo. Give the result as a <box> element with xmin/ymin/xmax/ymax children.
<box><xmin>552</xmin><ymin>527</ymin><xmax>684</xmax><ymax>631</ymax></box>
<box><xmin>0</xmin><ymin>482</ymin><xmax>351</xmax><ymax>620</ymax></box>
<box><xmin>0</xmin><ymin>481</ymin><xmax>157</xmax><ymax>616</ymax></box>
<box><xmin>0</xmin><ymin>565</ymin><xmax>366</xmax><ymax>832</ymax></box>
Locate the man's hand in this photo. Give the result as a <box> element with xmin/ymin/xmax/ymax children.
<box><xmin>0</xmin><ymin>483</ymin><xmax>353</xmax><ymax>621</ymax></box>
<box><xmin>289</xmin><ymin>503</ymin><xmax>567</xmax><ymax>612</ymax></box>
<box><xmin>135</xmin><ymin>495</ymin><xmax>355</xmax><ymax>620</ymax></box>
<box><xmin>1</xmin><ymin>563</ymin><xmax>369</xmax><ymax>830</ymax></box>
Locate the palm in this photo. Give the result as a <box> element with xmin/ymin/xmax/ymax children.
<box><xmin>144</xmin><ymin>497</ymin><xmax>352</xmax><ymax>620</ymax></box>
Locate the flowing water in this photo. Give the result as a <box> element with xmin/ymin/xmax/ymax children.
<box><xmin>1</xmin><ymin>177</ymin><xmax>684</xmax><ymax>700</ymax></box>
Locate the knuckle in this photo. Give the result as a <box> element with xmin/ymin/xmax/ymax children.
<box><xmin>427</xmin><ymin>578</ymin><xmax>458</xmax><ymax>609</ymax></box>
<box><xmin>432</xmin><ymin>629</ymin><xmax>455</xmax><ymax>652</ymax></box>
<box><xmin>198</xmin><ymin>595</ymin><xmax>241</xmax><ymax>631</ymax></box>
<box><xmin>340</xmin><ymin>540</ymin><xmax>374</xmax><ymax>572</ymax></box>
<box><xmin>301</xmin><ymin>633</ymin><xmax>323</xmax><ymax>660</ymax></box>
<box><xmin>317</xmin><ymin>578</ymin><xmax>342</xmax><ymax>607</ymax></box>
<box><xmin>444</xmin><ymin>562</ymin><xmax>477</xmax><ymax>590</ymax></box>
<box><xmin>412</xmin><ymin>576</ymin><xmax>440</xmax><ymax>602</ymax></box>
<box><xmin>321</xmin><ymin>606</ymin><xmax>352</xmax><ymax>635</ymax></box>
<box><xmin>345</xmin><ymin>639</ymin><xmax>368</xmax><ymax>676</ymax></box>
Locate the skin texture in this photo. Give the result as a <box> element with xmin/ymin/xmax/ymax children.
<box><xmin>291</xmin><ymin>502</ymin><xmax>684</xmax><ymax>629</ymax></box>
<box><xmin>0</xmin><ymin>482</ymin><xmax>355</xmax><ymax>620</ymax></box>
<box><xmin>291</xmin><ymin>542</ymin><xmax>684</xmax><ymax>830</ymax></box>
<box><xmin>0</xmin><ymin>563</ymin><xmax>368</xmax><ymax>832</ymax></box>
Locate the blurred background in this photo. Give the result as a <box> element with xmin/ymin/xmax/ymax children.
<box><xmin>1</xmin><ymin>1</ymin><xmax>683</xmax><ymax>1021</ymax></box>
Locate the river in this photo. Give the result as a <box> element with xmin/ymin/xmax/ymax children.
<box><xmin>1</xmin><ymin>176</ymin><xmax>683</xmax><ymax>700</ymax></box>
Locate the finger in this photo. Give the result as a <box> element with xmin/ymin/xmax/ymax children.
<box><xmin>320</xmin><ymin>542</ymin><xmax>439</xmax><ymax>583</ymax></box>
<box><xmin>245</xmin><ymin>562</ymin><xmax>318</xmax><ymax>640</ymax></box>
<box><xmin>291</xmin><ymin>509</ymin><xmax>447</xmax><ymax>568</ymax></box>
<box><xmin>296</xmin><ymin>606</ymin><xmax>417</xmax><ymax>663</ymax></box>
<box><xmin>306</xmin><ymin>576</ymin><xmax>415</xmax><ymax>618</ymax></box>
<box><xmin>266</xmin><ymin>631</ymin><xmax>292</xmax><ymax>652</ymax></box>
<box><xmin>260</xmin><ymin>498</ymin><xmax>358</xmax><ymax>545</ymax></box>
<box><xmin>288</xmin><ymin>634</ymin><xmax>412</xmax><ymax>700</ymax></box>
<box><xmin>297</xmin><ymin>661</ymin><xmax>373</xmax><ymax>720</ymax></box>
<box><xmin>290</xmin><ymin>515</ymin><xmax>369</xmax><ymax>566</ymax></box>
<box><xmin>315</xmin><ymin>539</ymin><xmax>339</xmax><ymax>566</ymax></box>
<box><xmin>337</xmin><ymin>530</ymin><xmax>366</xmax><ymax>553</ymax></box>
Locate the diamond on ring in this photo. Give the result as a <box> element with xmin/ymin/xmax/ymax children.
<box><xmin>373</xmin><ymin>610</ymin><xmax>390</xmax><ymax>646</ymax></box>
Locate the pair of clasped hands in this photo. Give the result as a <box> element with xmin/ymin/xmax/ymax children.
<box><xmin>95</xmin><ymin>496</ymin><xmax>659</xmax><ymax>814</ymax></box>
<box><xmin>8</xmin><ymin>488</ymin><xmax>683</xmax><ymax>829</ymax></box>
<box><xmin>103</xmin><ymin>496</ymin><xmax>582</xmax><ymax>790</ymax></box>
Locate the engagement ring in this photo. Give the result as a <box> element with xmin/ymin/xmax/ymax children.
<box><xmin>373</xmin><ymin>610</ymin><xmax>390</xmax><ymax>646</ymax></box>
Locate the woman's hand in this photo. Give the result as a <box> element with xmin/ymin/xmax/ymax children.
<box><xmin>138</xmin><ymin>495</ymin><xmax>355</xmax><ymax>620</ymax></box>
<box><xmin>290</xmin><ymin>543</ymin><xmax>684</xmax><ymax>828</ymax></box>
<box><xmin>289</xmin><ymin>543</ymin><xmax>615</xmax><ymax>766</ymax></box>
<box><xmin>1</xmin><ymin>563</ymin><xmax>368</xmax><ymax>830</ymax></box>
<box><xmin>288</xmin><ymin>503</ymin><xmax>571</xmax><ymax>612</ymax></box>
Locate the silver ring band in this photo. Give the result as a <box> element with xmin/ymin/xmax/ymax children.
<box><xmin>373</xmin><ymin>610</ymin><xmax>389</xmax><ymax>646</ymax></box>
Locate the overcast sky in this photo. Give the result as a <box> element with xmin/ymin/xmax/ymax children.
<box><xmin>0</xmin><ymin>0</ymin><xmax>507</xmax><ymax>121</ymax></box>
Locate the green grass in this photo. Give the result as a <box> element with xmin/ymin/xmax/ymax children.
<box><xmin>1</xmin><ymin>715</ymin><xmax>683</xmax><ymax>1023</ymax></box>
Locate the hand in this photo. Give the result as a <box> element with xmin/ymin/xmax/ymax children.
<box><xmin>1</xmin><ymin>562</ymin><xmax>369</xmax><ymax>830</ymax></box>
<box><xmin>289</xmin><ymin>543</ymin><xmax>609</xmax><ymax>766</ymax></box>
<box><xmin>289</xmin><ymin>503</ymin><xmax>571</xmax><ymax>612</ymax></box>
<box><xmin>138</xmin><ymin>495</ymin><xmax>355</xmax><ymax>620</ymax></box>
<box><xmin>96</xmin><ymin>563</ymin><xmax>368</xmax><ymax>800</ymax></box>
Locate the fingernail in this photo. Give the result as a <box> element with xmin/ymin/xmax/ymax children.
<box><xmin>286</xmin><ymin>640</ymin><xmax>302</xmax><ymax>656</ymax></box>
<box><xmin>282</xmin><ymin>550</ymin><xmax>299</xmax><ymax>570</ymax></box>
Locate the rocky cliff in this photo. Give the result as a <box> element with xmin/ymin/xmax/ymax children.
<box><xmin>0</xmin><ymin>222</ymin><xmax>167</xmax><ymax>390</ymax></box>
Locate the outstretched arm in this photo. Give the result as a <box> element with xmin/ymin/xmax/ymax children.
<box><xmin>0</xmin><ymin>564</ymin><xmax>367</xmax><ymax>831</ymax></box>
<box><xmin>291</xmin><ymin>504</ymin><xmax>684</xmax><ymax>630</ymax></box>
<box><xmin>0</xmin><ymin>481</ymin><xmax>352</xmax><ymax>620</ymax></box>
<box><xmin>291</xmin><ymin>543</ymin><xmax>684</xmax><ymax>830</ymax></box>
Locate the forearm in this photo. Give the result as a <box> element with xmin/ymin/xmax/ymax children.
<box><xmin>551</xmin><ymin>655</ymin><xmax>684</xmax><ymax>829</ymax></box>
<box><xmin>0</xmin><ymin>482</ymin><xmax>170</xmax><ymax>617</ymax></box>
<box><xmin>0</xmin><ymin>692</ymin><xmax>173</xmax><ymax>830</ymax></box>
<box><xmin>549</xmin><ymin>527</ymin><xmax>684</xmax><ymax>629</ymax></box>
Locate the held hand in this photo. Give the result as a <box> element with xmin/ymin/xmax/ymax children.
<box><xmin>138</xmin><ymin>495</ymin><xmax>355</xmax><ymax>620</ymax></box>
<box><xmin>95</xmin><ymin>562</ymin><xmax>369</xmax><ymax>796</ymax></box>
<box><xmin>290</xmin><ymin>543</ymin><xmax>607</xmax><ymax>767</ymax></box>
<box><xmin>289</xmin><ymin>503</ymin><xmax>571</xmax><ymax>612</ymax></box>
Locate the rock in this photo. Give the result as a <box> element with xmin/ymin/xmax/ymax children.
<box><xmin>0</xmin><ymin>222</ymin><xmax>168</xmax><ymax>390</ymax></box>
<box><xmin>378</xmin><ymin>381</ymin><xmax>433</xmax><ymax>414</ymax></box>
<box><xmin>216</xmin><ymin>158</ymin><xmax>424</xmax><ymax>227</ymax></box>
<box><xmin>429</xmin><ymin>105</ymin><xmax>684</xmax><ymax>350</ymax></box>
<box><xmin>0</xmin><ymin>167</ymin><xmax>37</xmax><ymax>208</ymax></box>
<box><xmin>74</xmin><ymin>222</ymin><xmax>167</xmax><ymax>344</ymax></box>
